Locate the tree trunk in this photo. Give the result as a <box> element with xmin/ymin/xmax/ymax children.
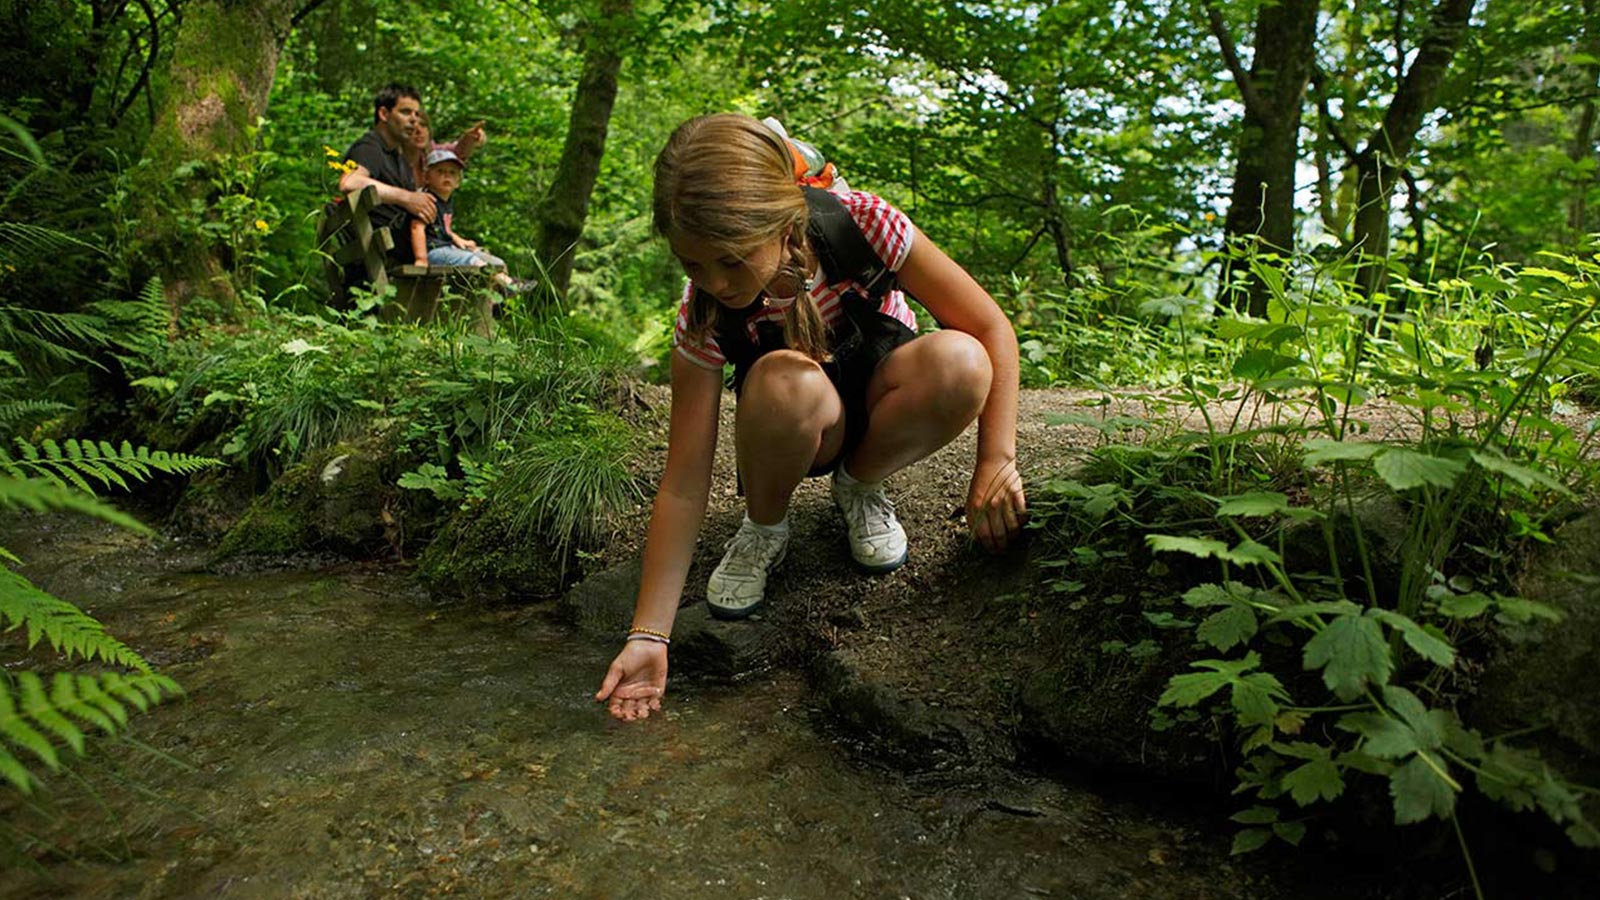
<box><xmin>1210</xmin><ymin>0</ymin><xmax>1320</xmax><ymax>318</ymax></box>
<box><xmin>534</xmin><ymin>0</ymin><xmax>633</xmax><ymax>301</ymax></box>
<box><xmin>1569</xmin><ymin>0</ymin><xmax>1600</xmax><ymax>242</ymax></box>
<box><xmin>133</xmin><ymin>0</ymin><xmax>301</xmax><ymax>323</ymax></box>
<box><xmin>1349</xmin><ymin>0</ymin><xmax>1475</xmax><ymax>306</ymax></box>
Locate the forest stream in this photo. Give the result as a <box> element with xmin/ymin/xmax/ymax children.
<box><xmin>0</xmin><ymin>515</ymin><xmax>1352</xmax><ymax>900</ymax></box>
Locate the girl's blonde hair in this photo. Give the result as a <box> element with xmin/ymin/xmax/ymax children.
<box><xmin>653</xmin><ymin>113</ymin><xmax>830</xmax><ymax>362</ymax></box>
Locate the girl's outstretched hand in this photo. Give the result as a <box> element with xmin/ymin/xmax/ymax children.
<box><xmin>595</xmin><ymin>640</ymin><xmax>669</xmax><ymax>721</ymax></box>
<box><xmin>967</xmin><ymin>456</ymin><xmax>1028</xmax><ymax>553</ymax></box>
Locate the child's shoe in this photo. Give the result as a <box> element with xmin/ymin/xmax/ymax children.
<box><xmin>831</xmin><ymin>466</ymin><xmax>908</xmax><ymax>573</ymax></box>
<box><xmin>706</xmin><ymin>515</ymin><xmax>789</xmax><ymax>619</ymax></box>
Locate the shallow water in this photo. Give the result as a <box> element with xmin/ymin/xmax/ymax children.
<box><xmin>2</xmin><ymin>520</ymin><xmax>1304</xmax><ymax>899</ymax></box>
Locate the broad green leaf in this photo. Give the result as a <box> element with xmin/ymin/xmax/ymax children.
<box><xmin>1214</xmin><ymin>492</ymin><xmax>1291</xmax><ymax>517</ymax></box>
<box><xmin>1283</xmin><ymin>759</ymin><xmax>1344</xmax><ymax>806</ymax></box>
<box><xmin>1182</xmin><ymin>583</ymin><xmax>1239</xmax><ymax>608</ymax></box>
<box><xmin>1567</xmin><ymin>821</ymin><xmax>1600</xmax><ymax>848</ymax></box>
<box><xmin>1219</xmin><ymin>540</ymin><xmax>1281</xmax><ymax>566</ymax></box>
<box><xmin>1340</xmin><ymin>712</ymin><xmax>1422</xmax><ymax>759</ymax></box>
<box><xmin>1230</xmin><ymin>827</ymin><xmax>1272</xmax><ymax>855</ymax></box>
<box><xmin>1230</xmin><ymin>806</ymin><xmax>1278</xmax><ymax>825</ymax></box>
<box><xmin>1272</xmin><ymin>821</ymin><xmax>1308</xmax><ymax>846</ymax></box>
<box><xmin>1380</xmin><ymin>686</ymin><xmax>1445</xmax><ymax>751</ymax></box>
<box><xmin>1372</xmin><ymin>610</ymin><xmax>1456</xmax><ymax>668</ymax></box>
<box><xmin>1146</xmin><ymin>534</ymin><xmax>1229</xmax><ymax>559</ymax></box>
<box><xmin>1469</xmin><ymin>449</ymin><xmax>1571</xmax><ymax>495</ymax></box>
<box><xmin>1303</xmin><ymin>614</ymin><xmax>1392</xmax><ymax>700</ymax></box>
<box><xmin>1390</xmin><ymin>756</ymin><xmax>1457</xmax><ymax>824</ymax></box>
<box><xmin>1231</xmin><ymin>673</ymin><xmax>1287</xmax><ymax>726</ymax></box>
<box><xmin>1196</xmin><ymin>604</ymin><xmax>1257</xmax><ymax>651</ymax></box>
<box><xmin>1159</xmin><ymin>671</ymin><xmax>1231</xmax><ymax>708</ymax></box>
<box><xmin>1303</xmin><ymin>439</ymin><xmax>1380</xmax><ymax>466</ymax></box>
<box><xmin>1372</xmin><ymin>448</ymin><xmax>1465</xmax><ymax>491</ymax></box>
<box><xmin>1493</xmin><ymin>595</ymin><xmax>1563</xmax><ymax>625</ymax></box>
<box><xmin>1436</xmin><ymin>592</ymin><xmax>1490</xmax><ymax>619</ymax></box>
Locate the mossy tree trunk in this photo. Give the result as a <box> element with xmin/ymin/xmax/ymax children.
<box><xmin>133</xmin><ymin>0</ymin><xmax>309</xmax><ymax>324</ymax></box>
<box><xmin>533</xmin><ymin>0</ymin><xmax>633</xmax><ymax>302</ymax></box>
<box><xmin>1204</xmin><ymin>0</ymin><xmax>1319</xmax><ymax>318</ymax></box>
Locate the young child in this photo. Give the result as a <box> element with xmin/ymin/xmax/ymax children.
<box><xmin>408</xmin><ymin>148</ymin><xmax>527</xmax><ymax>296</ymax></box>
<box><xmin>595</xmin><ymin>113</ymin><xmax>1027</xmax><ymax>722</ymax></box>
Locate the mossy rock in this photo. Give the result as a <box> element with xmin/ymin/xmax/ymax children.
<box><xmin>213</xmin><ymin>432</ymin><xmax>405</xmax><ymax>560</ymax></box>
<box><xmin>1469</xmin><ymin>510</ymin><xmax>1600</xmax><ymax>783</ymax></box>
<box><xmin>415</xmin><ymin>500</ymin><xmax>569</xmax><ymax>602</ymax></box>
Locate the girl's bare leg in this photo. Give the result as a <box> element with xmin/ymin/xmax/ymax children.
<box><xmin>843</xmin><ymin>330</ymin><xmax>991</xmax><ymax>482</ymax></box>
<box><xmin>736</xmin><ymin>350</ymin><xmax>847</xmax><ymax>524</ymax></box>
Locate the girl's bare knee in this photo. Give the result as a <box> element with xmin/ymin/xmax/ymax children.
<box><xmin>740</xmin><ymin>352</ymin><xmax>838</xmax><ymax>431</ymax></box>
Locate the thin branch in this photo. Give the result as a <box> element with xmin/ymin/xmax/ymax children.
<box><xmin>289</xmin><ymin>0</ymin><xmax>334</xmax><ymax>32</ymax></box>
<box><xmin>1311</xmin><ymin>65</ymin><xmax>1361</xmax><ymax>162</ymax></box>
<box><xmin>110</xmin><ymin>0</ymin><xmax>160</xmax><ymax>129</ymax></box>
<box><xmin>1007</xmin><ymin>224</ymin><xmax>1048</xmax><ymax>271</ymax></box>
<box><xmin>796</xmin><ymin>97</ymin><xmax>890</xmax><ymax>134</ymax></box>
<box><xmin>1200</xmin><ymin>0</ymin><xmax>1274</xmax><ymax>124</ymax></box>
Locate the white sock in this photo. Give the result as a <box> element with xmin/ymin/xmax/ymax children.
<box><xmin>743</xmin><ymin>513</ymin><xmax>789</xmax><ymax>534</ymax></box>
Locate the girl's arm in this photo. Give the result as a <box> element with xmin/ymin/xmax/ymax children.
<box><xmin>894</xmin><ymin>226</ymin><xmax>1027</xmax><ymax>552</ymax></box>
<box><xmin>596</xmin><ymin>352</ymin><xmax>722</xmax><ymax>720</ymax></box>
<box><xmin>409</xmin><ymin>218</ymin><xmax>428</xmax><ymax>267</ymax></box>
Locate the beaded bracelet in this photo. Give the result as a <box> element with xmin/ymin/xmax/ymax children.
<box><xmin>627</xmin><ymin>627</ymin><xmax>671</xmax><ymax>645</ymax></box>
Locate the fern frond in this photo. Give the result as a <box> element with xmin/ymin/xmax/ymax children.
<box><xmin>0</xmin><ymin>670</ymin><xmax>181</xmax><ymax>794</ymax></box>
<box><xmin>0</xmin><ymin>399</ymin><xmax>71</xmax><ymax>431</ymax></box>
<box><xmin>0</xmin><ymin>305</ymin><xmax>109</xmax><ymax>368</ymax></box>
<box><xmin>0</xmin><ymin>568</ymin><xmax>155</xmax><ymax>672</ymax></box>
<box><xmin>0</xmin><ymin>438</ymin><xmax>220</xmax><ymax>494</ymax></box>
<box><xmin>0</xmin><ymin>476</ymin><xmax>148</xmax><ymax>532</ymax></box>
<box><xmin>0</xmin><ymin>223</ymin><xmax>96</xmax><ymax>267</ymax></box>
<box><xmin>88</xmin><ymin>278</ymin><xmax>170</xmax><ymax>364</ymax></box>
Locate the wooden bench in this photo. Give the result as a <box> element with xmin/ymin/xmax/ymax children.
<box><xmin>317</xmin><ymin>185</ymin><xmax>499</xmax><ymax>332</ymax></box>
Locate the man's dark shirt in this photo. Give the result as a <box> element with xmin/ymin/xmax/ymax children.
<box><xmin>342</xmin><ymin>128</ymin><xmax>414</xmax><ymax>236</ymax></box>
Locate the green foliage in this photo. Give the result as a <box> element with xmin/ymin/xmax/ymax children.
<box><xmin>1032</xmin><ymin>245</ymin><xmax>1600</xmax><ymax>870</ymax></box>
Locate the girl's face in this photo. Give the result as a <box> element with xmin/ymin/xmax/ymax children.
<box><xmin>669</xmin><ymin>231</ymin><xmax>784</xmax><ymax>310</ymax></box>
<box><xmin>413</xmin><ymin>123</ymin><xmax>431</xmax><ymax>149</ymax></box>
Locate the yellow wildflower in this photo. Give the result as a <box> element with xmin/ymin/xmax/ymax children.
<box><xmin>324</xmin><ymin>145</ymin><xmax>341</xmax><ymax>158</ymax></box>
<box><xmin>255</xmin><ymin>219</ymin><xmax>269</xmax><ymax>232</ymax></box>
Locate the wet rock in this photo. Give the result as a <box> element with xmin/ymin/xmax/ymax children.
<box><xmin>1470</xmin><ymin>510</ymin><xmax>1600</xmax><ymax>782</ymax></box>
<box><xmin>809</xmin><ymin>649</ymin><xmax>980</xmax><ymax>767</ymax></box>
<box><xmin>558</xmin><ymin>559</ymin><xmax>777</xmax><ymax>677</ymax></box>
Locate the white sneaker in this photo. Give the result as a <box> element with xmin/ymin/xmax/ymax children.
<box><xmin>706</xmin><ymin>516</ymin><xmax>789</xmax><ymax>619</ymax></box>
<box><xmin>831</xmin><ymin>467</ymin><xmax>908</xmax><ymax>573</ymax></box>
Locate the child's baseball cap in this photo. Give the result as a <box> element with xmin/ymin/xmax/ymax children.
<box><xmin>426</xmin><ymin>148</ymin><xmax>466</xmax><ymax>169</ymax></box>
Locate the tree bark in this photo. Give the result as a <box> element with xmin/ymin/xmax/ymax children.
<box><xmin>133</xmin><ymin>0</ymin><xmax>301</xmax><ymax>323</ymax></box>
<box><xmin>1349</xmin><ymin>0</ymin><xmax>1475</xmax><ymax>305</ymax></box>
<box><xmin>1208</xmin><ymin>0</ymin><xmax>1320</xmax><ymax>317</ymax></box>
<box><xmin>1569</xmin><ymin>0</ymin><xmax>1600</xmax><ymax>242</ymax></box>
<box><xmin>534</xmin><ymin>0</ymin><xmax>633</xmax><ymax>301</ymax></box>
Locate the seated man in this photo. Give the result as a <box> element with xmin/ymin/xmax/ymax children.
<box><xmin>338</xmin><ymin>83</ymin><xmax>438</xmax><ymax>262</ymax></box>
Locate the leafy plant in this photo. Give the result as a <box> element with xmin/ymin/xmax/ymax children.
<box><xmin>1032</xmin><ymin>245</ymin><xmax>1600</xmax><ymax>891</ymax></box>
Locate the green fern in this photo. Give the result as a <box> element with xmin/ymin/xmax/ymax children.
<box><xmin>0</xmin><ymin>398</ymin><xmax>71</xmax><ymax>433</ymax></box>
<box><xmin>0</xmin><ymin>222</ymin><xmax>94</xmax><ymax>268</ymax></box>
<box><xmin>0</xmin><ymin>476</ymin><xmax>150</xmax><ymax>533</ymax></box>
<box><xmin>0</xmin><ymin>438</ymin><xmax>218</xmax><ymax>493</ymax></box>
<box><xmin>0</xmin><ymin>568</ymin><xmax>154</xmax><ymax>673</ymax></box>
<box><xmin>0</xmin><ymin>670</ymin><xmax>181</xmax><ymax>794</ymax></box>
<box><xmin>0</xmin><ymin>304</ymin><xmax>109</xmax><ymax>370</ymax></box>
<box><xmin>88</xmin><ymin>277</ymin><xmax>170</xmax><ymax>366</ymax></box>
